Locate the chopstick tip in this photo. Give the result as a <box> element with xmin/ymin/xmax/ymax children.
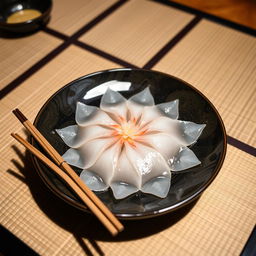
<box><xmin>12</xmin><ymin>108</ymin><xmax>27</xmax><ymax>123</ymax></box>
<box><xmin>11</xmin><ymin>133</ymin><xmax>19</xmax><ymax>140</ymax></box>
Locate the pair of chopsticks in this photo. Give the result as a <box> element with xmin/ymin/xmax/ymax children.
<box><xmin>11</xmin><ymin>109</ymin><xmax>123</xmax><ymax>236</ymax></box>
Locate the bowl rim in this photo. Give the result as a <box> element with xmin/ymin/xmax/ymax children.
<box><xmin>31</xmin><ymin>68</ymin><xmax>227</xmax><ymax>219</ymax></box>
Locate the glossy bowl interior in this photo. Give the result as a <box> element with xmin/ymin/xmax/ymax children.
<box><xmin>0</xmin><ymin>0</ymin><xmax>52</xmax><ymax>33</ymax></box>
<box><xmin>32</xmin><ymin>68</ymin><xmax>227</xmax><ymax>219</ymax></box>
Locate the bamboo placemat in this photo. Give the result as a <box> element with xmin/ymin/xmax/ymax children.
<box><xmin>49</xmin><ymin>0</ymin><xmax>117</xmax><ymax>36</ymax></box>
<box><xmin>80</xmin><ymin>0</ymin><xmax>194</xmax><ymax>66</ymax></box>
<box><xmin>0</xmin><ymin>45</ymin><xmax>120</xmax><ymax>122</ymax></box>
<box><xmin>154</xmin><ymin>19</ymin><xmax>256</xmax><ymax>147</ymax></box>
<box><xmin>0</xmin><ymin>0</ymin><xmax>255</xmax><ymax>255</ymax></box>
<box><xmin>1</xmin><ymin>144</ymin><xmax>255</xmax><ymax>255</ymax></box>
<box><xmin>0</xmin><ymin>33</ymin><xmax>61</xmax><ymax>90</ymax></box>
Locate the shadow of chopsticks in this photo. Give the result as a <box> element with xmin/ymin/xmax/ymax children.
<box><xmin>7</xmin><ymin>142</ymin><xmax>198</xmax><ymax>251</ymax></box>
<box><xmin>74</xmin><ymin>234</ymin><xmax>105</xmax><ymax>256</ymax></box>
<box><xmin>7</xmin><ymin>144</ymin><xmax>104</xmax><ymax>255</ymax></box>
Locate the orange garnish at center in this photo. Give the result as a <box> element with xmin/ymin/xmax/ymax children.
<box><xmin>112</xmin><ymin>120</ymin><xmax>144</xmax><ymax>146</ymax></box>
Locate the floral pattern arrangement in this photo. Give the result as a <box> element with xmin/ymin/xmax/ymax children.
<box><xmin>56</xmin><ymin>84</ymin><xmax>205</xmax><ymax>199</ymax></box>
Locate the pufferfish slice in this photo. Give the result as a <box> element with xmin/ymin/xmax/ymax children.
<box><xmin>125</xmin><ymin>142</ymin><xmax>171</xmax><ymax>186</ymax></box>
<box><xmin>75</xmin><ymin>102</ymin><xmax>116</xmax><ymax>127</ymax></box>
<box><xmin>79</xmin><ymin>142</ymin><xmax>121</xmax><ymax>191</ymax></box>
<box><xmin>139</xmin><ymin>100</ymin><xmax>179</xmax><ymax>127</ymax></box>
<box><xmin>145</xmin><ymin>116</ymin><xmax>181</xmax><ymax>137</ymax></box>
<box><xmin>100</xmin><ymin>88</ymin><xmax>128</xmax><ymax>123</ymax></box>
<box><xmin>138</xmin><ymin>132</ymin><xmax>202</xmax><ymax>171</ymax></box>
<box><xmin>110</xmin><ymin>147</ymin><xmax>140</xmax><ymax>199</ymax></box>
<box><xmin>56</xmin><ymin>125</ymin><xmax>113</xmax><ymax>148</ymax></box>
<box><xmin>170</xmin><ymin>146</ymin><xmax>202</xmax><ymax>172</ymax></box>
<box><xmin>125</xmin><ymin>142</ymin><xmax>171</xmax><ymax>198</ymax></box>
<box><xmin>145</xmin><ymin>116</ymin><xmax>205</xmax><ymax>146</ymax></box>
<box><xmin>141</xmin><ymin>176</ymin><xmax>171</xmax><ymax>198</ymax></box>
<box><xmin>179</xmin><ymin>121</ymin><xmax>206</xmax><ymax>145</ymax></box>
<box><xmin>62</xmin><ymin>137</ymin><xmax>117</xmax><ymax>169</ymax></box>
<box><xmin>126</xmin><ymin>87</ymin><xmax>155</xmax><ymax>121</ymax></box>
<box><xmin>139</xmin><ymin>132</ymin><xmax>181</xmax><ymax>166</ymax></box>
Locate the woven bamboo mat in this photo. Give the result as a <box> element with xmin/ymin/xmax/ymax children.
<box><xmin>1</xmin><ymin>144</ymin><xmax>255</xmax><ymax>255</ymax></box>
<box><xmin>154</xmin><ymin>19</ymin><xmax>256</xmax><ymax>147</ymax></box>
<box><xmin>49</xmin><ymin>0</ymin><xmax>117</xmax><ymax>35</ymax></box>
<box><xmin>0</xmin><ymin>0</ymin><xmax>255</xmax><ymax>255</ymax></box>
<box><xmin>80</xmin><ymin>0</ymin><xmax>194</xmax><ymax>67</ymax></box>
<box><xmin>0</xmin><ymin>33</ymin><xmax>61</xmax><ymax>90</ymax></box>
<box><xmin>0</xmin><ymin>45</ymin><xmax>120</xmax><ymax>136</ymax></box>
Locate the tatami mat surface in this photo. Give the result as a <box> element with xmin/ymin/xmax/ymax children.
<box><xmin>49</xmin><ymin>0</ymin><xmax>117</xmax><ymax>36</ymax></box>
<box><xmin>0</xmin><ymin>0</ymin><xmax>255</xmax><ymax>255</ymax></box>
<box><xmin>0</xmin><ymin>45</ymin><xmax>120</xmax><ymax>148</ymax></box>
<box><xmin>154</xmin><ymin>19</ymin><xmax>256</xmax><ymax>147</ymax></box>
<box><xmin>80</xmin><ymin>0</ymin><xmax>194</xmax><ymax>66</ymax></box>
<box><xmin>0</xmin><ymin>145</ymin><xmax>255</xmax><ymax>255</ymax></box>
<box><xmin>0</xmin><ymin>33</ymin><xmax>62</xmax><ymax>90</ymax></box>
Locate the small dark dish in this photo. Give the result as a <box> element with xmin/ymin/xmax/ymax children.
<box><xmin>31</xmin><ymin>68</ymin><xmax>227</xmax><ymax>219</ymax></box>
<box><xmin>0</xmin><ymin>0</ymin><xmax>52</xmax><ymax>33</ymax></box>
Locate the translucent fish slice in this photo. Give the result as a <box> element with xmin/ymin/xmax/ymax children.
<box><xmin>80</xmin><ymin>170</ymin><xmax>108</xmax><ymax>191</ymax></box>
<box><xmin>81</xmin><ymin>142</ymin><xmax>121</xmax><ymax>189</ymax></box>
<box><xmin>76</xmin><ymin>102</ymin><xmax>116</xmax><ymax>127</ymax></box>
<box><xmin>100</xmin><ymin>88</ymin><xmax>128</xmax><ymax>123</ymax></box>
<box><xmin>127</xmin><ymin>87</ymin><xmax>155</xmax><ymax>120</ymax></box>
<box><xmin>179</xmin><ymin>121</ymin><xmax>206</xmax><ymax>145</ymax></box>
<box><xmin>125</xmin><ymin>142</ymin><xmax>171</xmax><ymax>186</ymax></box>
<box><xmin>62</xmin><ymin>137</ymin><xmax>117</xmax><ymax>169</ymax></box>
<box><xmin>56</xmin><ymin>125</ymin><xmax>113</xmax><ymax>148</ymax></box>
<box><xmin>141</xmin><ymin>176</ymin><xmax>171</xmax><ymax>198</ymax></box>
<box><xmin>170</xmin><ymin>146</ymin><xmax>201</xmax><ymax>172</ymax></box>
<box><xmin>139</xmin><ymin>100</ymin><xmax>179</xmax><ymax>126</ymax></box>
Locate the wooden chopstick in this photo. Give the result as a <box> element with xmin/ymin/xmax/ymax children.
<box><xmin>12</xmin><ymin>108</ymin><xmax>124</xmax><ymax>234</ymax></box>
<box><xmin>11</xmin><ymin>133</ymin><xmax>119</xmax><ymax>236</ymax></box>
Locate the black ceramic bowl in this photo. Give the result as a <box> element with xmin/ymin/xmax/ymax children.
<box><xmin>0</xmin><ymin>0</ymin><xmax>52</xmax><ymax>33</ymax></box>
<box><xmin>31</xmin><ymin>68</ymin><xmax>227</xmax><ymax>219</ymax></box>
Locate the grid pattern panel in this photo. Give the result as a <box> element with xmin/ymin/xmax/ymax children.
<box><xmin>154</xmin><ymin>19</ymin><xmax>256</xmax><ymax>147</ymax></box>
<box><xmin>0</xmin><ymin>32</ymin><xmax>62</xmax><ymax>90</ymax></box>
<box><xmin>1</xmin><ymin>144</ymin><xmax>255</xmax><ymax>256</ymax></box>
<box><xmin>48</xmin><ymin>0</ymin><xmax>117</xmax><ymax>35</ymax></box>
<box><xmin>0</xmin><ymin>1</ymin><xmax>255</xmax><ymax>255</ymax></box>
<box><xmin>0</xmin><ymin>45</ymin><xmax>121</xmax><ymax>146</ymax></box>
<box><xmin>80</xmin><ymin>0</ymin><xmax>194</xmax><ymax>66</ymax></box>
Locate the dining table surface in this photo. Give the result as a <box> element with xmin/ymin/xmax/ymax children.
<box><xmin>0</xmin><ymin>0</ymin><xmax>255</xmax><ymax>255</ymax></box>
